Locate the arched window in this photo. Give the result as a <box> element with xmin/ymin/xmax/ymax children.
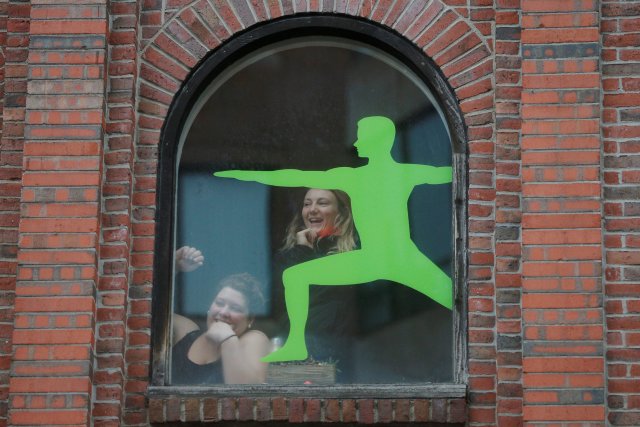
<box><xmin>152</xmin><ymin>16</ymin><xmax>466</xmax><ymax>391</ymax></box>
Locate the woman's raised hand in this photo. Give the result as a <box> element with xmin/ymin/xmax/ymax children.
<box><xmin>175</xmin><ymin>246</ymin><xmax>204</xmax><ymax>272</ymax></box>
<box><xmin>295</xmin><ymin>228</ymin><xmax>317</xmax><ymax>248</ymax></box>
<box><xmin>205</xmin><ymin>321</ymin><xmax>236</xmax><ymax>344</ymax></box>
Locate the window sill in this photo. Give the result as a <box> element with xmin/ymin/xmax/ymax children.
<box><xmin>149</xmin><ymin>383</ymin><xmax>465</xmax><ymax>399</ymax></box>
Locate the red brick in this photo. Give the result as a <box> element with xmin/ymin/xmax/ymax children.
<box><xmin>342</xmin><ymin>399</ymin><xmax>356</xmax><ymax>422</ymax></box>
<box><xmin>522</xmin><ymin>229</ymin><xmax>601</xmax><ymax>245</ymax></box>
<box><xmin>11</xmin><ymin>409</ymin><xmax>88</xmax><ymax>425</ymax></box>
<box><xmin>13</xmin><ymin>329</ymin><xmax>93</xmax><ymax>345</ymax></box>
<box><xmin>404</xmin><ymin>1</ymin><xmax>443</xmax><ymax>40</ymax></box>
<box><xmin>524</xmin><ymin>357</ymin><xmax>603</xmax><ymax>373</ymax></box>
<box><xmin>523</xmin><ymin>213</ymin><xmax>600</xmax><ymax>229</ymax></box>
<box><xmin>522</xmin><ymin>12</ymin><xmax>597</xmax><ymax>28</ymax></box>
<box><xmin>288</xmin><ymin>398</ymin><xmax>303</xmax><ymax>423</ymax></box>
<box><xmin>9</xmin><ymin>377</ymin><xmax>91</xmax><ymax>393</ymax></box>
<box><xmin>522</xmin><ymin>28</ymin><xmax>598</xmax><ymax>43</ymax></box>
<box><xmin>31</xmin><ymin>20</ymin><xmax>107</xmax><ymax>35</ymax></box>
<box><xmin>394</xmin><ymin>399</ymin><xmax>410</xmax><ymax>422</ymax></box>
<box><xmin>413</xmin><ymin>399</ymin><xmax>429</xmax><ymax>421</ymax></box>
<box><xmin>304</xmin><ymin>399</ymin><xmax>320</xmax><ymax>422</ymax></box>
<box><xmin>387</xmin><ymin>0</ymin><xmax>419</xmax><ymax>32</ymax></box>
<box><xmin>524</xmin><ymin>405</ymin><xmax>604</xmax><ymax>422</ymax></box>
<box><xmin>425</xmin><ymin>21</ymin><xmax>471</xmax><ymax>58</ymax></box>
<box><xmin>324</xmin><ymin>399</ymin><xmax>340</xmax><ymax>422</ymax></box>
<box><xmin>523</xmin><ymin>182</ymin><xmax>600</xmax><ymax>198</ymax></box>
<box><xmin>522</xmin><ymin>0</ymin><xmax>596</xmax><ymax>12</ymax></box>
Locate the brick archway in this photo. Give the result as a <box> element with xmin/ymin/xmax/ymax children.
<box><xmin>137</xmin><ymin>0</ymin><xmax>493</xmax><ymax>136</ymax></box>
<box><xmin>137</xmin><ymin>1</ymin><xmax>495</xmax><ymax>424</ymax></box>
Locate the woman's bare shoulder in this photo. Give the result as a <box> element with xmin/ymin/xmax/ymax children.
<box><xmin>242</xmin><ymin>329</ymin><xmax>268</xmax><ymax>339</ymax></box>
<box><xmin>172</xmin><ymin>313</ymin><xmax>199</xmax><ymax>345</ymax></box>
<box><xmin>241</xmin><ymin>329</ymin><xmax>269</xmax><ymax>343</ymax></box>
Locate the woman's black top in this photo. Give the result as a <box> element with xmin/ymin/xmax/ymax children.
<box><xmin>275</xmin><ymin>237</ymin><xmax>357</xmax><ymax>364</ymax></box>
<box><xmin>171</xmin><ymin>330</ymin><xmax>223</xmax><ymax>384</ymax></box>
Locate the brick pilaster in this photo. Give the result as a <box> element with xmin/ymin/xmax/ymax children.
<box><xmin>494</xmin><ymin>0</ymin><xmax>523</xmax><ymax>426</ymax></box>
<box><xmin>602</xmin><ymin>1</ymin><xmax>640</xmax><ymax>425</ymax></box>
<box><xmin>94</xmin><ymin>0</ymin><xmax>141</xmax><ymax>426</ymax></box>
<box><xmin>8</xmin><ymin>2</ymin><xmax>108</xmax><ymax>425</ymax></box>
<box><xmin>0</xmin><ymin>2</ymin><xmax>25</xmax><ymax>425</ymax></box>
<box><xmin>521</xmin><ymin>0</ymin><xmax>605</xmax><ymax>424</ymax></box>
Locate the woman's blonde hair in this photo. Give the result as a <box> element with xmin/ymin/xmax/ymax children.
<box><xmin>281</xmin><ymin>189</ymin><xmax>357</xmax><ymax>254</ymax></box>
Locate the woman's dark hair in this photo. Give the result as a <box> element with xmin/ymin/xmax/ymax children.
<box><xmin>216</xmin><ymin>273</ymin><xmax>266</xmax><ymax>316</ymax></box>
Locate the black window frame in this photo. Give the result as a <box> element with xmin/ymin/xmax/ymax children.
<box><xmin>150</xmin><ymin>14</ymin><xmax>468</xmax><ymax>398</ymax></box>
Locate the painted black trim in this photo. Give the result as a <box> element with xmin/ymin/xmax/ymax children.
<box><xmin>151</xmin><ymin>13</ymin><xmax>468</xmax><ymax>390</ymax></box>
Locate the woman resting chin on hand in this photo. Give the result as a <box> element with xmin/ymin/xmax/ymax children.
<box><xmin>172</xmin><ymin>274</ymin><xmax>270</xmax><ymax>385</ymax></box>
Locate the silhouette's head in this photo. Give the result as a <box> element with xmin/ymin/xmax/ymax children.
<box><xmin>354</xmin><ymin>116</ymin><xmax>396</xmax><ymax>158</ymax></box>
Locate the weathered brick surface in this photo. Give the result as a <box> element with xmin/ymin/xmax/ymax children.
<box><xmin>494</xmin><ymin>2</ymin><xmax>522</xmax><ymax>427</ymax></box>
<box><xmin>0</xmin><ymin>2</ymin><xmax>18</xmax><ymax>425</ymax></box>
<box><xmin>0</xmin><ymin>0</ymin><xmax>634</xmax><ymax>426</ymax></box>
<box><xmin>94</xmin><ymin>1</ymin><xmax>140</xmax><ymax>426</ymax></box>
<box><xmin>521</xmin><ymin>1</ymin><xmax>605</xmax><ymax>426</ymax></box>
<box><xmin>145</xmin><ymin>396</ymin><xmax>467</xmax><ymax>424</ymax></box>
<box><xmin>7</xmin><ymin>1</ymin><xmax>107</xmax><ymax>426</ymax></box>
<box><xmin>602</xmin><ymin>1</ymin><xmax>640</xmax><ymax>426</ymax></box>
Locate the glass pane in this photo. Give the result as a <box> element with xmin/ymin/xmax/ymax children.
<box><xmin>170</xmin><ymin>37</ymin><xmax>454</xmax><ymax>385</ymax></box>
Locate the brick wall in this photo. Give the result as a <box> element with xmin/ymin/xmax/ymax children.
<box><xmin>0</xmin><ymin>1</ymin><xmax>19</xmax><ymax>426</ymax></box>
<box><xmin>148</xmin><ymin>396</ymin><xmax>466</xmax><ymax>424</ymax></box>
<box><xmin>602</xmin><ymin>1</ymin><xmax>640</xmax><ymax>425</ymax></box>
<box><xmin>8</xmin><ymin>1</ymin><xmax>107</xmax><ymax>425</ymax></box>
<box><xmin>0</xmin><ymin>0</ymin><xmax>638</xmax><ymax>426</ymax></box>
<box><xmin>94</xmin><ymin>1</ymin><xmax>141</xmax><ymax>426</ymax></box>
<box><xmin>494</xmin><ymin>1</ymin><xmax>523</xmax><ymax>425</ymax></box>
<box><xmin>520</xmin><ymin>0</ymin><xmax>605</xmax><ymax>425</ymax></box>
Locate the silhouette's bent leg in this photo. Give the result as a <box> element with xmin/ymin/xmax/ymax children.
<box><xmin>262</xmin><ymin>251</ymin><xmax>379</xmax><ymax>363</ymax></box>
<box><xmin>262</xmin><ymin>266</ymin><xmax>310</xmax><ymax>362</ymax></box>
<box><xmin>394</xmin><ymin>250</ymin><xmax>453</xmax><ymax>309</ymax></box>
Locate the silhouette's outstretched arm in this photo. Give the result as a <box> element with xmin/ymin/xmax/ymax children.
<box><xmin>406</xmin><ymin>165</ymin><xmax>453</xmax><ymax>185</ymax></box>
<box><xmin>215</xmin><ymin>168</ymin><xmax>348</xmax><ymax>190</ymax></box>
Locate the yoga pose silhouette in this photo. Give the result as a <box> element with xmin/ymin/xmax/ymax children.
<box><xmin>215</xmin><ymin>116</ymin><xmax>453</xmax><ymax>362</ymax></box>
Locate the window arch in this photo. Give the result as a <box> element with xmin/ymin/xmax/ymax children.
<box><xmin>152</xmin><ymin>15</ymin><xmax>467</xmax><ymax>391</ymax></box>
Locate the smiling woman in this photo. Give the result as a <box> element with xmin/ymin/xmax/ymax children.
<box><xmin>283</xmin><ymin>189</ymin><xmax>356</xmax><ymax>254</ymax></box>
<box><xmin>301</xmin><ymin>189</ymin><xmax>340</xmax><ymax>242</ymax></box>
<box><xmin>171</xmin><ymin>274</ymin><xmax>270</xmax><ymax>384</ymax></box>
<box><xmin>272</xmin><ymin>188</ymin><xmax>359</xmax><ymax>376</ymax></box>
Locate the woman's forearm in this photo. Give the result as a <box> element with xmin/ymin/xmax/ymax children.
<box><xmin>220</xmin><ymin>334</ymin><xmax>268</xmax><ymax>384</ymax></box>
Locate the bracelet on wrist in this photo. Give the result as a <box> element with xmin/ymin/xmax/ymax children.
<box><xmin>220</xmin><ymin>334</ymin><xmax>237</xmax><ymax>344</ymax></box>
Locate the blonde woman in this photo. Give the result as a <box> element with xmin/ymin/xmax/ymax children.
<box><xmin>275</xmin><ymin>188</ymin><xmax>358</xmax><ymax>368</ymax></box>
<box><xmin>281</xmin><ymin>188</ymin><xmax>357</xmax><ymax>259</ymax></box>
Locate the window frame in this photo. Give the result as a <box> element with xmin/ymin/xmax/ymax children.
<box><xmin>150</xmin><ymin>14</ymin><xmax>468</xmax><ymax>397</ymax></box>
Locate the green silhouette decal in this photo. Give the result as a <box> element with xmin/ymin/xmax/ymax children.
<box><xmin>215</xmin><ymin>116</ymin><xmax>453</xmax><ymax>362</ymax></box>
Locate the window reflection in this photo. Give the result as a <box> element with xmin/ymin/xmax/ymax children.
<box><xmin>172</xmin><ymin>37</ymin><xmax>453</xmax><ymax>384</ymax></box>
